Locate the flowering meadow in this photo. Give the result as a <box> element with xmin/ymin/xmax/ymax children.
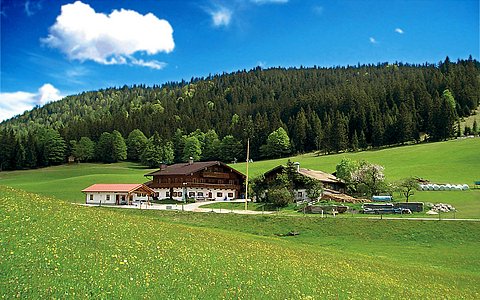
<box><xmin>1</xmin><ymin>186</ymin><xmax>479</xmax><ymax>299</ymax></box>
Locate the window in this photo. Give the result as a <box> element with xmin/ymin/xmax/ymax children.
<box><xmin>217</xmin><ymin>192</ymin><xmax>223</xmax><ymax>197</ymax></box>
<box><xmin>106</xmin><ymin>195</ymin><xmax>110</xmax><ymax>201</ymax></box>
<box><xmin>89</xmin><ymin>194</ymin><xmax>93</xmax><ymax>201</ymax></box>
<box><xmin>189</xmin><ymin>192</ymin><xmax>195</xmax><ymax>197</ymax></box>
<box><xmin>166</xmin><ymin>192</ymin><xmax>170</xmax><ymax>197</ymax></box>
<box><xmin>172</xmin><ymin>192</ymin><xmax>177</xmax><ymax>197</ymax></box>
<box><xmin>298</xmin><ymin>192</ymin><xmax>303</xmax><ymax>198</ymax></box>
<box><xmin>197</xmin><ymin>192</ymin><xmax>204</xmax><ymax>196</ymax></box>
<box><xmin>228</xmin><ymin>193</ymin><xmax>233</xmax><ymax>198</ymax></box>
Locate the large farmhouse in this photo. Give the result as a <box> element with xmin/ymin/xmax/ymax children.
<box><xmin>263</xmin><ymin>162</ymin><xmax>346</xmax><ymax>201</ymax></box>
<box><xmin>145</xmin><ymin>160</ymin><xmax>245</xmax><ymax>201</ymax></box>
<box><xmin>82</xmin><ymin>183</ymin><xmax>155</xmax><ymax>205</ymax></box>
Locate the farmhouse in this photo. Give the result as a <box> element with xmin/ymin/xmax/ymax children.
<box><xmin>264</xmin><ymin>162</ymin><xmax>346</xmax><ymax>201</ymax></box>
<box><xmin>144</xmin><ymin>160</ymin><xmax>245</xmax><ymax>201</ymax></box>
<box><xmin>82</xmin><ymin>184</ymin><xmax>154</xmax><ymax>205</ymax></box>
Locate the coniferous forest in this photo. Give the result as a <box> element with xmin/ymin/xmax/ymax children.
<box><xmin>1</xmin><ymin>57</ymin><xmax>479</xmax><ymax>170</ymax></box>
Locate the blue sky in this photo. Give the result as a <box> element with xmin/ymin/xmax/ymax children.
<box><xmin>1</xmin><ymin>0</ymin><xmax>479</xmax><ymax>121</ymax></box>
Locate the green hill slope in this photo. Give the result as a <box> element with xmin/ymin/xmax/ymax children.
<box><xmin>1</xmin><ymin>186</ymin><xmax>479</xmax><ymax>299</ymax></box>
<box><xmin>233</xmin><ymin>138</ymin><xmax>480</xmax><ymax>184</ymax></box>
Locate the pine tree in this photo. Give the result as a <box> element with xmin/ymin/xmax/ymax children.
<box><xmin>24</xmin><ymin>132</ymin><xmax>38</xmax><ymax>168</ymax></box>
<box><xmin>358</xmin><ymin>130</ymin><xmax>368</xmax><ymax>150</ymax></box>
<box><xmin>351</xmin><ymin>130</ymin><xmax>359</xmax><ymax>151</ymax></box>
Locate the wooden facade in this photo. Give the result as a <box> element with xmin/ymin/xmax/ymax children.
<box><xmin>145</xmin><ymin>161</ymin><xmax>245</xmax><ymax>201</ymax></box>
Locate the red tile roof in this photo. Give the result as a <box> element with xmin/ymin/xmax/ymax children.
<box><xmin>82</xmin><ymin>184</ymin><xmax>147</xmax><ymax>193</ymax></box>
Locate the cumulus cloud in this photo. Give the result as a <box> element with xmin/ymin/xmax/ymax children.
<box><xmin>369</xmin><ymin>37</ymin><xmax>378</xmax><ymax>44</ymax></box>
<box><xmin>395</xmin><ymin>28</ymin><xmax>404</xmax><ymax>34</ymax></box>
<box><xmin>0</xmin><ymin>84</ymin><xmax>64</xmax><ymax>122</ymax></box>
<box><xmin>42</xmin><ymin>1</ymin><xmax>174</xmax><ymax>69</ymax></box>
<box><xmin>209</xmin><ymin>6</ymin><xmax>232</xmax><ymax>27</ymax></box>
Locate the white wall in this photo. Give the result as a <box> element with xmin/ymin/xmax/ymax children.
<box><xmin>85</xmin><ymin>192</ymin><xmax>149</xmax><ymax>204</ymax></box>
<box><xmin>153</xmin><ymin>187</ymin><xmax>237</xmax><ymax>201</ymax></box>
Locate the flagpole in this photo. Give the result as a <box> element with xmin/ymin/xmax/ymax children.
<box><xmin>245</xmin><ymin>138</ymin><xmax>249</xmax><ymax>211</ymax></box>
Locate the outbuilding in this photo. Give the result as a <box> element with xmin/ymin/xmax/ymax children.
<box><xmin>82</xmin><ymin>183</ymin><xmax>155</xmax><ymax>205</ymax></box>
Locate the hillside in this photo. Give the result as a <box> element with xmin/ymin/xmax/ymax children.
<box><xmin>1</xmin><ymin>186</ymin><xmax>479</xmax><ymax>298</ymax></box>
<box><xmin>1</xmin><ymin>58</ymin><xmax>479</xmax><ymax>171</ymax></box>
<box><xmin>1</xmin><ymin>138</ymin><xmax>478</xmax><ymax>218</ymax></box>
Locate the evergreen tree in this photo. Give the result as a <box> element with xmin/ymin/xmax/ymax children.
<box><xmin>40</xmin><ymin>129</ymin><xmax>66</xmax><ymax>166</ymax></box>
<box><xmin>219</xmin><ymin>135</ymin><xmax>243</xmax><ymax>162</ymax></box>
<box><xmin>310</xmin><ymin>112</ymin><xmax>323</xmax><ymax>151</ymax></box>
<box><xmin>358</xmin><ymin>130</ymin><xmax>368</xmax><ymax>150</ymax></box>
<box><xmin>473</xmin><ymin>119</ymin><xmax>478</xmax><ymax>135</ymax></box>
<box><xmin>24</xmin><ymin>132</ymin><xmax>38</xmax><ymax>168</ymax></box>
<box><xmin>351</xmin><ymin>130</ymin><xmax>359</xmax><ymax>151</ymax></box>
<box><xmin>173</xmin><ymin>129</ymin><xmax>186</xmax><ymax>163</ymax></box>
<box><xmin>0</xmin><ymin>128</ymin><xmax>16</xmax><ymax>170</ymax></box>
<box><xmin>126</xmin><ymin>129</ymin><xmax>148</xmax><ymax>161</ymax></box>
<box><xmin>291</xmin><ymin>108</ymin><xmax>307</xmax><ymax>152</ymax></box>
<box><xmin>14</xmin><ymin>138</ymin><xmax>26</xmax><ymax>169</ymax></box>
<box><xmin>333</xmin><ymin>112</ymin><xmax>348</xmax><ymax>153</ymax></box>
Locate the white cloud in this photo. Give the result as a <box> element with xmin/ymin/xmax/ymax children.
<box><xmin>395</xmin><ymin>28</ymin><xmax>404</xmax><ymax>34</ymax></box>
<box><xmin>0</xmin><ymin>84</ymin><xmax>64</xmax><ymax>122</ymax></box>
<box><xmin>42</xmin><ymin>1</ymin><xmax>174</xmax><ymax>69</ymax></box>
<box><xmin>251</xmin><ymin>0</ymin><xmax>289</xmax><ymax>4</ymax></box>
<box><xmin>209</xmin><ymin>6</ymin><xmax>232</xmax><ymax>27</ymax></box>
<box><xmin>369</xmin><ymin>37</ymin><xmax>378</xmax><ymax>44</ymax></box>
<box><xmin>24</xmin><ymin>0</ymin><xmax>42</xmax><ymax>16</ymax></box>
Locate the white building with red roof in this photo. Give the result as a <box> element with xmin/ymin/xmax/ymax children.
<box><xmin>81</xmin><ymin>183</ymin><xmax>155</xmax><ymax>205</ymax></box>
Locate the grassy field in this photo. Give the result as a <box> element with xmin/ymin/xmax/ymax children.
<box><xmin>232</xmin><ymin>138</ymin><xmax>480</xmax><ymax>183</ymax></box>
<box><xmin>0</xmin><ymin>162</ymin><xmax>156</xmax><ymax>203</ymax></box>
<box><xmin>1</xmin><ymin>186</ymin><xmax>479</xmax><ymax>299</ymax></box>
<box><xmin>0</xmin><ymin>138</ymin><xmax>479</xmax><ymax>218</ymax></box>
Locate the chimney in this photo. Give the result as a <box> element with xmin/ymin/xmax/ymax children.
<box><xmin>160</xmin><ymin>163</ymin><xmax>167</xmax><ymax>171</ymax></box>
<box><xmin>189</xmin><ymin>157</ymin><xmax>194</xmax><ymax>165</ymax></box>
<box><xmin>293</xmin><ymin>162</ymin><xmax>300</xmax><ymax>173</ymax></box>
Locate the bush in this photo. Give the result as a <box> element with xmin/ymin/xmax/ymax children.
<box><xmin>268</xmin><ymin>187</ymin><xmax>293</xmax><ymax>207</ymax></box>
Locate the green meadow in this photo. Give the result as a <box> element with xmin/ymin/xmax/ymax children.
<box><xmin>1</xmin><ymin>186</ymin><xmax>479</xmax><ymax>299</ymax></box>
<box><xmin>1</xmin><ymin>138</ymin><xmax>478</xmax><ymax>218</ymax></box>
<box><xmin>1</xmin><ymin>139</ymin><xmax>480</xmax><ymax>298</ymax></box>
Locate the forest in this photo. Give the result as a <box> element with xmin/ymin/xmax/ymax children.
<box><xmin>0</xmin><ymin>56</ymin><xmax>479</xmax><ymax>171</ymax></box>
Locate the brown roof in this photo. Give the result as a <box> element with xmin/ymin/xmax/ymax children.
<box><xmin>298</xmin><ymin>168</ymin><xmax>342</xmax><ymax>184</ymax></box>
<box><xmin>264</xmin><ymin>165</ymin><xmax>343</xmax><ymax>184</ymax></box>
<box><xmin>144</xmin><ymin>161</ymin><xmax>245</xmax><ymax>177</ymax></box>
<box><xmin>81</xmin><ymin>184</ymin><xmax>154</xmax><ymax>194</ymax></box>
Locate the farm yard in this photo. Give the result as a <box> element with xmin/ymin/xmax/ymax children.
<box><xmin>1</xmin><ymin>138</ymin><xmax>480</xmax><ymax>298</ymax></box>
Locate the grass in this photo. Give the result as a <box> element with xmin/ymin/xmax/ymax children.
<box><xmin>232</xmin><ymin>138</ymin><xmax>480</xmax><ymax>184</ymax></box>
<box><xmin>0</xmin><ymin>139</ymin><xmax>478</xmax><ymax>218</ymax></box>
<box><xmin>1</xmin><ymin>186</ymin><xmax>479</xmax><ymax>299</ymax></box>
<box><xmin>0</xmin><ymin>162</ymin><xmax>156</xmax><ymax>203</ymax></box>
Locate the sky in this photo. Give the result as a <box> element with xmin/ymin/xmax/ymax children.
<box><xmin>0</xmin><ymin>0</ymin><xmax>479</xmax><ymax>122</ymax></box>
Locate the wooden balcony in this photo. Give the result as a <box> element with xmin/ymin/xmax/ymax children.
<box><xmin>147</xmin><ymin>182</ymin><xmax>240</xmax><ymax>190</ymax></box>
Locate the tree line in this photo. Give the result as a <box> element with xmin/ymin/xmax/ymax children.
<box><xmin>1</xmin><ymin>57</ymin><xmax>479</xmax><ymax>170</ymax></box>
